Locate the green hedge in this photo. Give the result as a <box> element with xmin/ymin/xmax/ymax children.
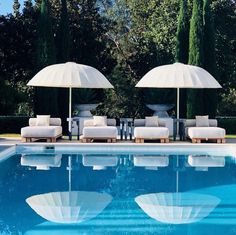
<box><xmin>217</xmin><ymin>117</ymin><xmax>236</xmax><ymax>135</ymax></box>
<box><xmin>0</xmin><ymin>116</ymin><xmax>30</xmax><ymax>134</ymax></box>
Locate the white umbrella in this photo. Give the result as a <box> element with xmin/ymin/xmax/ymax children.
<box><xmin>136</xmin><ymin>62</ymin><xmax>222</xmax><ymax>119</ymax></box>
<box><xmin>27</xmin><ymin>62</ymin><xmax>114</xmax><ymax>135</ymax></box>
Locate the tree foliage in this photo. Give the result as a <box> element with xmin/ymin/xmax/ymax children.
<box><xmin>57</xmin><ymin>0</ymin><xmax>70</xmax><ymax>128</ymax></box>
<box><xmin>202</xmin><ymin>0</ymin><xmax>217</xmax><ymax>118</ymax></box>
<box><xmin>35</xmin><ymin>0</ymin><xmax>58</xmax><ymax>116</ymax></box>
<box><xmin>175</xmin><ymin>0</ymin><xmax>189</xmax><ymax>64</ymax></box>
<box><xmin>175</xmin><ymin>0</ymin><xmax>190</xmax><ymax>118</ymax></box>
<box><xmin>0</xmin><ymin>0</ymin><xmax>235</xmax><ymax>119</ymax></box>
<box><xmin>187</xmin><ymin>0</ymin><xmax>205</xmax><ymax>118</ymax></box>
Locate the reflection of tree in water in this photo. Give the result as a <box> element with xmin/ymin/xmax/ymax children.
<box><xmin>0</xmin><ymin>220</ymin><xmax>21</xmax><ymax>235</ymax></box>
<box><xmin>107</xmin><ymin>156</ymin><xmax>136</xmax><ymax>199</ymax></box>
<box><xmin>102</xmin><ymin>156</ymin><xmax>177</xmax><ymax>235</ymax></box>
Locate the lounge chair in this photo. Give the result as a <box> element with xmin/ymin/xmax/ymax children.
<box><xmin>185</xmin><ymin>117</ymin><xmax>226</xmax><ymax>143</ymax></box>
<box><xmin>21</xmin><ymin>117</ymin><xmax>62</xmax><ymax>143</ymax></box>
<box><xmin>81</xmin><ymin>117</ymin><xmax>117</xmax><ymax>143</ymax></box>
<box><xmin>134</xmin><ymin>118</ymin><xmax>169</xmax><ymax>143</ymax></box>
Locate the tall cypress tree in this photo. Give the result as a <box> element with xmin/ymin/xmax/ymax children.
<box><xmin>175</xmin><ymin>0</ymin><xmax>189</xmax><ymax>118</ymax></box>
<box><xmin>57</xmin><ymin>0</ymin><xmax>70</xmax><ymax>128</ymax></box>
<box><xmin>187</xmin><ymin>0</ymin><xmax>204</xmax><ymax>118</ymax></box>
<box><xmin>57</xmin><ymin>0</ymin><xmax>70</xmax><ymax>63</ymax></box>
<box><xmin>13</xmin><ymin>0</ymin><xmax>21</xmax><ymax>18</ymax></box>
<box><xmin>175</xmin><ymin>0</ymin><xmax>189</xmax><ymax>64</ymax></box>
<box><xmin>23</xmin><ymin>0</ymin><xmax>34</xmax><ymax>18</ymax></box>
<box><xmin>203</xmin><ymin>0</ymin><xmax>217</xmax><ymax>118</ymax></box>
<box><xmin>34</xmin><ymin>0</ymin><xmax>42</xmax><ymax>9</ymax></box>
<box><xmin>35</xmin><ymin>0</ymin><xmax>58</xmax><ymax>116</ymax></box>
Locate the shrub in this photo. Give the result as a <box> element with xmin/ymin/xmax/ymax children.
<box><xmin>0</xmin><ymin>116</ymin><xmax>30</xmax><ymax>134</ymax></box>
<box><xmin>217</xmin><ymin>117</ymin><xmax>236</xmax><ymax>135</ymax></box>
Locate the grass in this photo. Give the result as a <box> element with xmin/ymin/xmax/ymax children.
<box><xmin>0</xmin><ymin>133</ymin><xmax>20</xmax><ymax>138</ymax></box>
<box><xmin>226</xmin><ymin>135</ymin><xmax>236</xmax><ymax>139</ymax></box>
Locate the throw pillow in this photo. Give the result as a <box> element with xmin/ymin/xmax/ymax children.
<box><xmin>145</xmin><ymin>116</ymin><xmax>159</xmax><ymax>127</ymax></box>
<box><xmin>196</xmin><ymin>115</ymin><xmax>209</xmax><ymax>127</ymax></box>
<box><xmin>36</xmin><ymin>115</ymin><xmax>50</xmax><ymax>126</ymax></box>
<box><xmin>93</xmin><ymin>116</ymin><xmax>107</xmax><ymax>126</ymax></box>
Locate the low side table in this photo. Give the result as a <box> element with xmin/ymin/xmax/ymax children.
<box><xmin>120</xmin><ymin>118</ymin><xmax>133</xmax><ymax>140</ymax></box>
<box><xmin>173</xmin><ymin>119</ymin><xmax>185</xmax><ymax>141</ymax></box>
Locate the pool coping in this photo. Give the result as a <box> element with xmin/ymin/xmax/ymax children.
<box><xmin>13</xmin><ymin>142</ymin><xmax>236</xmax><ymax>157</ymax></box>
<box><xmin>1</xmin><ymin>142</ymin><xmax>236</xmax><ymax>160</ymax></box>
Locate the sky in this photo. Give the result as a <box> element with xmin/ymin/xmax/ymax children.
<box><xmin>0</xmin><ymin>0</ymin><xmax>27</xmax><ymax>15</ymax></box>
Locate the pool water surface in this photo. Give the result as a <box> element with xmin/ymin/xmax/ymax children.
<box><xmin>0</xmin><ymin>149</ymin><xmax>236</xmax><ymax>234</ymax></box>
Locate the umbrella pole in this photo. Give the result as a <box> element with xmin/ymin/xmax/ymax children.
<box><xmin>177</xmin><ymin>87</ymin><xmax>180</xmax><ymax>120</ymax></box>
<box><xmin>68</xmin><ymin>156</ymin><xmax>72</xmax><ymax>192</ymax></box>
<box><xmin>176</xmin><ymin>88</ymin><xmax>180</xmax><ymax>139</ymax></box>
<box><xmin>69</xmin><ymin>87</ymin><xmax>72</xmax><ymax>140</ymax></box>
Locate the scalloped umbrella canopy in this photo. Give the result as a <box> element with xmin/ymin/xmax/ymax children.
<box><xmin>136</xmin><ymin>63</ymin><xmax>221</xmax><ymax>88</ymax></box>
<box><xmin>27</xmin><ymin>62</ymin><xmax>113</xmax><ymax>88</ymax></box>
<box><xmin>135</xmin><ymin>192</ymin><xmax>220</xmax><ymax>224</ymax></box>
<box><xmin>136</xmin><ymin>63</ymin><xmax>221</xmax><ymax>118</ymax></box>
<box><xmin>27</xmin><ymin>62</ymin><xmax>113</xmax><ymax>133</ymax></box>
<box><xmin>26</xmin><ymin>191</ymin><xmax>113</xmax><ymax>224</ymax></box>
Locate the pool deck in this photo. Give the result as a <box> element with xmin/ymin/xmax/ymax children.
<box><xmin>0</xmin><ymin>136</ymin><xmax>236</xmax><ymax>146</ymax></box>
<box><xmin>0</xmin><ymin>137</ymin><xmax>235</xmax><ymax>159</ymax></box>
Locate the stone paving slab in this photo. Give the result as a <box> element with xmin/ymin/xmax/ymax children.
<box><xmin>0</xmin><ymin>137</ymin><xmax>236</xmax><ymax>145</ymax></box>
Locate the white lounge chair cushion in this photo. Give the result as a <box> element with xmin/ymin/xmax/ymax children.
<box><xmin>93</xmin><ymin>116</ymin><xmax>107</xmax><ymax>126</ymax></box>
<box><xmin>188</xmin><ymin>127</ymin><xmax>225</xmax><ymax>139</ymax></box>
<box><xmin>145</xmin><ymin>116</ymin><xmax>159</xmax><ymax>127</ymax></box>
<box><xmin>196</xmin><ymin>115</ymin><xmax>209</xmax><ymax>127</ymax></box>
<box><xmin>36</xmin><ymin>115</ymin><xmax>50</xmax><ymax>126</ymax></box>
<box><xmin>29</xmin><ymin>118</ymin><xmax>61</xmax><ymax>126</ymax></box>
<box><xmin>134</xmin><ymin>127</ymin><xmax>169</xmax><ymax>139</ymax></box>
<box><xmin>83</xmin><ymin>126</ymin><xmax>118</xmax><ymax>138</ymax></box>
<box><xmin>21</xmin><ymin>126</ymin><xmax>62</xmax><ymax>138</ymax></box>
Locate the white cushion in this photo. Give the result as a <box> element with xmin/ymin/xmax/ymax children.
<box><xmin>196</xmin><ymin>115</ymin><xmax>209</xmax><ymax>127</ymax></box>
<box><xmin>93</xmin><ymin>116</ymin><xmax>107</xmax><ymax>126</ymax></box>
<box><xmin>29</xmin><ymin>118</ymin><xmax>61</xmax><ymax>126</ymax></box>
<box><xmin>145</xmin><ymin>116</ymin><xmax>159</xmax><ymax>127</ymax></box>
<box><xmin>36</xmin><ymin>115</ymin><xmax>50</xmax><ymax>126</ymax></box>
<box><xmin>21</xmin><ymin>126</ymin><xmax>62</xmax><ymax>138</ymax></box>
<box><xmin>134</xmin><ymin>127</ymin><xmax>169</xmax><ymax>139</ymax></box>
<box><xmin>83</xmin><ymin>126</ymin><xmax>117</xmax><ymax>138</ymax></box>
<box><xmin>188</xmin><ymin>127</ymin><xmax>225</xmax><ymax>139</ymax></box>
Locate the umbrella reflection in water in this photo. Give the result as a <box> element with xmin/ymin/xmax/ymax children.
<box><xmin>26</xmin><ymin>155</ymin><xmax>113</xmax><ymax>224</ymax></box>
<box><xmin>135</xmin><ymin>155</ymin><xmax>221</xmax><ymax>224</ymax></box>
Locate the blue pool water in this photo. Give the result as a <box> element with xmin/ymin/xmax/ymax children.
<box><xmin>0</xmin><ymin>146</ymin><xmax>236</xmax><ymax>234</ymax></box>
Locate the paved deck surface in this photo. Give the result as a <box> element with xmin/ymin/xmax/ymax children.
<box><xmin>0</xmin><ymin>137</ymin><xmax>236</xmax><ymax>146</ymax></box>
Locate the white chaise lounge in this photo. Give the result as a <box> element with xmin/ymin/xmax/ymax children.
<box><xmin>81</xmin><ymin>117</ymin><xmax>117</xmax><ymax>143</ymax></box>
<box><xmin>21</xmin><ymin>117</ymin><xmax>62</xmax><ymax>143</ymax></box>
<box><xmin>134</xmin><ymin>118</ymin><xmax>169</xmax><ymax>143</ymax></box>
<box><xmin>185</xmin><ymin>117</ymin><xmax>226</xmax><ymax>143</ymax></box>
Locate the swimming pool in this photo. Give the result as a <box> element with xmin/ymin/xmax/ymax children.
<box><xmin>0</xmin><ymin>144</ymin><xmax>236</xmax><ymax>234</ymax></box>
